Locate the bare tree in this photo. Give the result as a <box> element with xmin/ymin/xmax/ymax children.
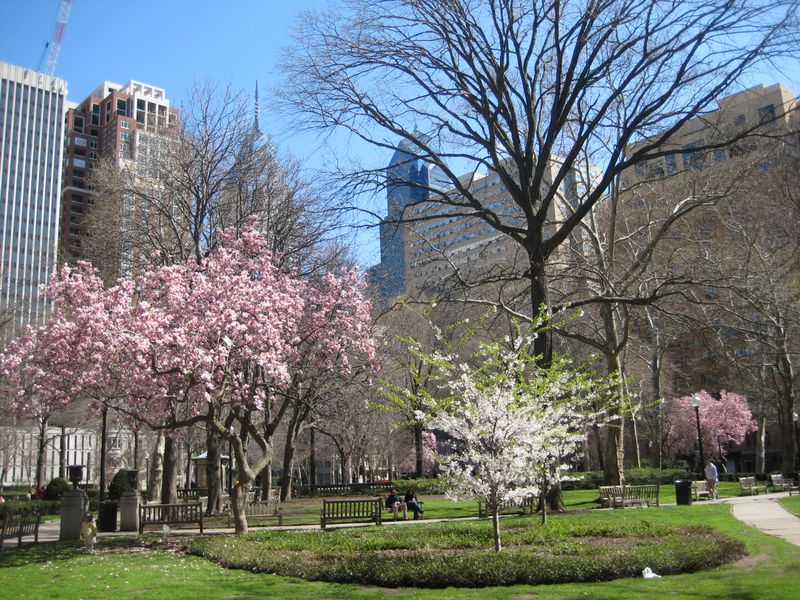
<box><xmin>281</xmin><ymin>0</ymin><xmax>798</xmax><ymax>366</ymax></box>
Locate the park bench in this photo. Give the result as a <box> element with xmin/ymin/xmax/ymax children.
<box><xmin>477</xmin><ymin>495</ymin><xmax>535</xmax><ymax>518</ymax></box>
<box><xmin>0</xmin><ymin>508</ymin><xmax>42</xmax><ymax>552</ymax></box>
<box><xmin>139</xmin><ymin>502</ymin><xmax>204</xmax><ymax>533</ymax></box>
<box><xmin>770</xmin><ymin>474</ymin><xmax>798</xmax><ymax>494</ymax></box>
<box><xmin>691</xmin><ymin>480</ymin><xmax>711</xmax><ymax>501</ymax></box>
<box><xmin>621</xmin><ymin>484</ymin><xmax>660</xmax><ymax>507</ymax></box>
<box><xmin>599</xmin><ymin>485</ymin><xmax>659</xmax><ymax>508</ymax></box>
<box><xmin>738</xmin><ymin>476</ymin><xmax>767</xmax><ymax>495</ymax></box>
<box><xmin>227</xmin><ymin>498</ymin><xmax>283</xmax><ymax>527</ymax></box>
<box><xmin>320</xmin><ymin>498</ymin><xmax>382</xmax><ymax>529</ymax></box>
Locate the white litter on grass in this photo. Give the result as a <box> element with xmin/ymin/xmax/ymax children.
<box><xmin>642</xmin><ymin>567</ymin><xmax>661</xmax><ymax>579</ymax></box>
<box><xmin>162</xmin><ymin>524</ymin><xmax>171</xmax><ymax>535</ymax></box>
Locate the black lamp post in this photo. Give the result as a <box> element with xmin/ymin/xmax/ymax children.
<box><xmin>691</xmin><ymin>393</ymin><xmax>705</xmax><ymax>475</ymax></box>
<box><xmin>715</xmin><ymin>429</ymin><xmax>724</xmax><ymax>471</ymax></box>
<box><xmin>794</xmin><ymin>412</ymin><xmax>799</xmax><ymax>470</ymax></box>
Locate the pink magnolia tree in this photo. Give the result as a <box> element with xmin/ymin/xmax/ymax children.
<box><xmin>664</xmin><ymin>390</ymin><xmax>757</xmax><ymax>463</ymax></box>
<box><xmin>0</xmin><ymin>228</ymin><xmax>377</xmax><ymax>533</ymax></box>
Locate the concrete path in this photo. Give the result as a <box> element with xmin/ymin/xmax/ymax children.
<box><xmin>4</xmin><ymin>493</ymin><xmax>800</xmax><ymax>550</ymax></box>
<box><xmin>721</xmin><ymin>491</ymin><xmax>800</xmax><ymax>547</ymax></box>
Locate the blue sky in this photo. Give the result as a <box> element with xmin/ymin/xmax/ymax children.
<box><xmin>0</xmin><ymin>0</ymin><xmax>383</xmax><ymax>266</ymax></box>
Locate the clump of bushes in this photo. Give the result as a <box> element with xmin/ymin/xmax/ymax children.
<box><xmin>44</xmin><ymin>477</ymin><xmax>71</xmax><ymax>500</ymax></box>
<box><xmin>187</xmin><ymin>515</ymin><xmax>745</xmax><ymax>588</ymax></box>
<box><xmin>107</xmin><ymin>469</ymin><xmax>133</xmax><ymax>501</ymax></box>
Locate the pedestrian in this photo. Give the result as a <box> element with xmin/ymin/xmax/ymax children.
<box><xmin>704</xmin><ymin>459</ymin><xmax>719</xmax><ymax>500</ymax></box>
<box><xmin>80</xmin><ymin>512</ymin><xmax>97</xmax><ymax>554</ymax></box>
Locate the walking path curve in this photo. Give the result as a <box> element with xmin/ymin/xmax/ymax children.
<box><xmin>720</xmin><ymin>491</ymin><xmax>800</xmax><ymax>547</ymax></box>
<box><xmin>4</xmin><ymin>492</ymin><xmax>799</xmax><ymax>550</ymax></box>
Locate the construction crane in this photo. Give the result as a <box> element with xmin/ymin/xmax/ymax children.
<box><xmin>38</xmin><ymin>0</ymin><xmax>73</xmax><ymax>76</ymax></box>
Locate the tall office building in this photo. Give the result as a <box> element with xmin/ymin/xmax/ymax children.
<box><xmin>0</xmin><ymin>62</ymin><xmax>68</xmax><ymax>338</ymax></box>
<box><xmin>370</xmin><ymin>138</ymin><xmax>449</xmax><ymax>302</ymax></box>
<box><xmin>62</xmin><ymin>80</ymin><xmax>178</xmax><ymax>266</ymax></box>
<box><xmin>370</xmin><ymin>137</ymin><xmax>587</xmax><ymax>302</ymax></box>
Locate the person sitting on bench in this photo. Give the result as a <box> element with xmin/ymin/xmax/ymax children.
<box><xmin>385</xmin><ymin>488</ymin><xmax>407</xmax><ymax>520</ymax></box>
<box><xmin>405</xmin><ymin>488</ymin><xmax>424</xmax><ymax>520</ymax></box>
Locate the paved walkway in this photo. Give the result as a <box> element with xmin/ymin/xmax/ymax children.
<box><xmin>4</xmin><ymin>492</ymin><xmax>800</xmax><ymax>550</ymax></box>
<box><xmin>720</xmin><ymin>491</ymin><xmax>800</xmax><ymax>546</ymax></box>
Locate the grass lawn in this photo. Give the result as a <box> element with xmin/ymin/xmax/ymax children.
<box><xmin>2</xmin><ymin>503</ymin><xmax>799</xmax><ymax>598</ymax></box>
<box><xmin>779</xmin><ymin>494</ymin><xmax>800</xmax><ymax>517</ymax></box>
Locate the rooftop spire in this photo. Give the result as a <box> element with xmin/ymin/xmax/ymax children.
<box><xmin>254</xmin><ymin>80</ymin><xmax>260</xmax><ymax>131</ymax></box>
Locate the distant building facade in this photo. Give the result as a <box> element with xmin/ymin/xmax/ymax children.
<box><xmin>0</xmin><ymin>62</ymin><xmax>68</xmax><ymax>338</ymax></box>
<box><xmin>61</xmin><ymin>80</ymin><xmax>178</xmax><ymax>267</ymax></box>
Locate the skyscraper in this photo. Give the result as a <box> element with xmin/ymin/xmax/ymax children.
<box><xmin>61</xmin><ymin>80</ymin><xmax>178</xmax><ymax>267</ymax></box>
<box><xmin>0</xmin><ymin>62</ymin><xmax>67</xmax><ymax>337</ymax></box>
<box><xmin>371</xmin><ymin>138</ymin><xmax>448</xmax><ymax>303</ymax></box>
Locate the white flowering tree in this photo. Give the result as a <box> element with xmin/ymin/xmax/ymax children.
<box><xmin>422</xmin><ymin>335</ymin><xmax>613</xmax><ymax>552</ymax></box>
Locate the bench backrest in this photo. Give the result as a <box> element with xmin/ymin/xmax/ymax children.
<box><xmin>322</xmin><ymin>498</ymin><xmax>381</xmax><ymax>518</ymax></box>
<box><xmin>692</xmin><ymin>480</ymin><xmax>707</xmax><ymax>491</ymax></box>
<box><xmin>770</xmin><ymin>474</ymin><xmax>785</xmax><ymax>485</ymax></box>
<box><xmin>624</xmin><ymin>485</ymin><xmax>659</xmax><ymax>499</ymax></box>
<box><xmin>140</xmin><ymin>502</ymin><xmax>202</xmax><ymax>523</ymax></box>
<box><xmin>599</xmin><ymin>485</ymin><xmax>624</xmax><ymax>497</ymax></box>
<box><xmin>244</xmin><ymin>500</ymin><xmax>280</xmax><ymax>517</ymax></box>
<box><xmin>739</xmin><ymin>476</ymin><xmax>757</xmax><ymax>486</ymax></box>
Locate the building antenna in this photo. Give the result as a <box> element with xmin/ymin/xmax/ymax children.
<box><xmin>254</xmin><ymin>80</ymin><xmax>260</xmax><ymax>131</ymax></box>
<box><xmin>38</xmin><ymin>0</ymin><xmax>74</xmax><ymax>76</ymax></box>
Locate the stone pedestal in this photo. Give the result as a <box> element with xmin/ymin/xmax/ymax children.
<box><xmin>119</xmin><ymin>490</ymin><xmax>140</xmax><ymax>532</ymax></box>
<box><xmin>60</xmin><ymin>490</ymin><xmax>87</xmax><ymax>540</ymax></box>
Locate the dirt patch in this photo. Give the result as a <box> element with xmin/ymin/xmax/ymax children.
<box><xmin>732</xmin><ymin>553</ymin><xmax>769</xmax><ymax>568</ymax></box>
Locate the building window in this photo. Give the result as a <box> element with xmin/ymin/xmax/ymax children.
<box><xmin>72</xmin><ymin>115</ymin><xmax>84</xmax><ymax>133</ymax></box>
<box><xmin>74</xmin><ymin>137</ymin><xmax>87</xmax><ymax>147</ymax></box>
<box><xmin>758</xmin><ymin>104</ymin><xmax>776</xmax><ymax>124</ymax></box>
<box><xmin>89</xmin><ymin>140</ymin><xmax>98</xmax><ymax>149</ymax></box>
<box><xmin>683</xmin><ymin>140</ymin><xmax>705</xmax><ymax>170</ymax></box>
<box><xmin>121</xmin><ymin>119</ymin><xmax>129</xmax><ymax>129</ymax></box>
<box><xmin>120</xmin><ymin>132</ymin><xmax>130</xmax><ymax>141</ymax></box>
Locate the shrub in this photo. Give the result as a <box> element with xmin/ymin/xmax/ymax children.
<box><xmin>44</xmin><ymin>477</ymin><xmax>71</xmax><ymax>500</ymax></box>
<box><xmin>107</xmin><ymin>469</ymin><xmax>132</xmax><ymax>501</ymax></box>
<box><xmin>391</xmin><ymin>477</ymin><xmax>446</xmax><ymax>495</ymax></box>
<box><xmin>187</xmin><ymin>515</ymin><xmax>746</xmax><ymax>588</ymax></box>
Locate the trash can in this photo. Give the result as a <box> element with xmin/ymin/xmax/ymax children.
<box><xmin>97</xmin><ymin>500</ymin><xmax>118</xmax><ymax>532</ymax></box>
<box><xmin>675</xmin><ymin>480</ymin><xmax>693</xmax><ymax>506</ymax></box>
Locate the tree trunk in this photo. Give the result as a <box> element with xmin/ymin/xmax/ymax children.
<box><xmin>413</xmin><ymin>422</ymin><xmax>424</xmax><ymax>478</ymax></box>
<box><xmin>185</xmin><ymin>437</ymin><xmax>192</xmax><ymax>487</ymax></box>
<box><xmin>491</xmin><ymin>504</ymin><xmax>502</xmax><ymax>552</ymax></box>
<box><xmin>592</xmin><ymin>423</ymin><xmax>605</xmax><ymax>473</ymax></box>
<box><xmin>601</xmin><ymin>305</ymin><xmax>626</xmax><ymax>486</ymax></box>
<box><xmin>205</xmin><ymin>428</ymin><xmax>223</xmax><ymax>515</ymax></box>
<box><xmin>779</xmin><ymin>354</ymin><xmax>797</xmax><ymax>475</ymax></box>
<box><xmin>309</xmin><ymin>428</ymin><xmax>317</xmax><ymax>486</ymax></box>
<box><xmin>631</xmin><ymin>413</ymin><xmax>642</xmax><ymax>469</ymax></box>
<box><xmin>229</xmin><ymin>478</ymin><xmax>251</xmax><ymax>534</ymax></box>
<box><xmin>755</xmin><ymin>398</ymin><xmax>766</xmax><ymax>475</ymax></box>
<box><xmin>528</xmin><ymin>250</ymin><xmax>552</xmax><ymax>367</ymax></box>
<box><xmin>148</xmin><ymin>432</ymin><xmax>164</xmax><ymax>502</ymax></box>
<box><xmin>59</xmin><ymin>425</ymin><xmax>66</xmax><ymax>480</ymax></box>
<box><xmin>35</xmin><ymin>417</ymin><xmax>48</xmax><ymax>489</ymax></box>
<box><xmin>160</xmin><ymin>435</ymin><xmax>178</xmax><ymax>504</ymax></box>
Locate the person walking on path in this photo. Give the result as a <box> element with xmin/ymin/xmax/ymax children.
<box><xmin>704</xmin><ymin>459</ymin><xmax>719</xmax><ymax>500</ymax></box>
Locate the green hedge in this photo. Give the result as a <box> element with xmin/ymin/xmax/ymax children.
<box><xmin>188</xmin><ymin>516</ymin><xmax>745</xmax><ymax>588</ymax></box>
